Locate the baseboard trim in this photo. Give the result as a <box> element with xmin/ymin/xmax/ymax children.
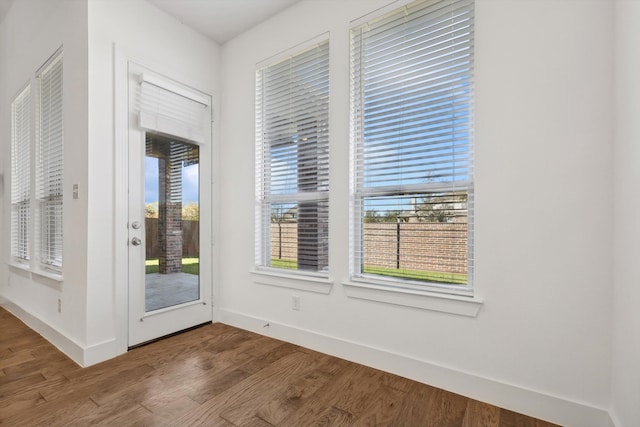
<box><xmin>1</xmin><ymin>299</ymin><xmax>85</xmax><ymax>366</ymax></box>
<box><xmin>1</xmin><ymin>299</ymin><xmax>127</xmax><ymax>367</ymax></box>
<box><xmin>83</xmin><ymin>338</ymin><xmax>123</xmax><ymax>366</ymax></box>
<box><xmin>219</xmin><ymin>308</ymin><xmax>614</xmax><ymax>427</ymax></box>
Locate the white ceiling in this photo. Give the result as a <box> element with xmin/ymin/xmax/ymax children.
<box><xmin>0</xmin><ymin>0</ymin><xmax>300</xmax><ymax>44</ymax></box>
<box><xmin>147</xmin><ymin>0</ymin><xmax>301</xmax><ymax>44</ymax></box>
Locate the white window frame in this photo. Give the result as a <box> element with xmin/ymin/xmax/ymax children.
<box><xmin>36</xmin><ymin>49</ymin><xmax>64</xmax><ymax>272</ymax></box>
<box><xmin>254</xmin><ymin>36</ymin><xmax>331</xmax><ymax>280</ymax></box>
<box><xmin>10</xmin><ymin>84</ymin><xmax>32</xmax><ymax>264</ymax></box>
<box><xmin>350</xmin><ymin>0</ymin><xmax>475</xmax><ymax>297</ymax></box>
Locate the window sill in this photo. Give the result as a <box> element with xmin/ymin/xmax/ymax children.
<box><xmin>32</xmin><ymin>269</ymin><xmax>63</xmax><ymax>283</ymax></box>
<box><xmin>8</xmin><ymin>261</ymin><xmax>31</xmax><ymax>275</ymax></box>
<box><xmin>343</xmin><ymin>279</ymin><xmax>482</xmax><ymax>317</ymax></box>
<box><xmin>251</xmin><ymin>268</ymin><xmax>333</xmax><ymax>294</ymax></box>
<box><xmin>7</xmin><ymin>263</ymin><xmax>63</xmax><ymax>289</ymax></box>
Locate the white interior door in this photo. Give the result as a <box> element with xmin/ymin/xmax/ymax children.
<box><xmin>127</xmin><ymin>62</ymin><xmax>212</xmax><ymax>347</ymax></box>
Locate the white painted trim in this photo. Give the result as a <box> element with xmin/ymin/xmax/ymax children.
<box><xmin>219</xmin><ymin>308</ymin><xmax>614</xmax><ymax>427</ymax></box>
<box><xmin>8</xmin><ymin>261</ymin><xmax>31</xmax><ymax>273</ymax></box>
<box><xmin>1</xmin><ymin>299</ymin><xmax>83</xmax><ymax>366</ymax></box>
<box><xmin>31</xmin><ymin>269</ymin><xmax>63</xmax><ymax>285</ymax></box>
<box><xmin>350</xmin><ymin>0</ymin><xmax>415</xmax><ymax>28</ymax></box>
<box><xmin>251</xmin><ymin>268</ymin><xmax>333</xmax><ymax>294</ymax></box>
<box><xmin>126</xmin><ymin>60</ymin><xmax>214</xmax><ymax>347</ymax></box>
<box><xmin>343</xmin><ymin>280</ymin><xmax>482</xmax><ymax>317</ymax></box>
<box><xmin>8</xmin><ymin>262</ymin><xmax>31</xmax><ymax>275</ymax></box>
<box><xmin>256</xmin><ymin>32</ymin><xmax>329</xmax><ymax>70</ymax></box>
<box><xmin>83</xmin><ymin>337</ymin><xmax>121</xmax><ymax>367</ymax></box>
<box><xmin>113</xmin><ymin>43</ymin><xmax>129</xmax><ymax>357</ymax></box>
<box><xmin>1</xmin><ymin>299</ymin><xmax>133</xmax><ymax>367</ymax></box>
<box><xmin>209</xmin><ymin>85</ymin><xmax>220</xmax><ymax>325</ymax></box>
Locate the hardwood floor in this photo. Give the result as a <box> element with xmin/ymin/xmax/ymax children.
<box><xmin>0</xmin><ymin>308</ymin><xmax>558</xmax><ymax>426</ymax></box>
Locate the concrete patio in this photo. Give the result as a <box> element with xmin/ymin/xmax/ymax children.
<box><xmin>145</xmin><ymin>272</ymin><xmax>199</xmax><ymax>312</ymax></box>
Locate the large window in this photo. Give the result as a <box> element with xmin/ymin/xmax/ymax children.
<box><xmin>10</xmin><ymin>85</ymin><xmax>32</xmax><ymax>262</ymax></box>
<box><xmin>9</xmin><ymin>50</ymin><xmax>64</xmax><ymax>272</ymax></box>
<box><xmin>36</xmin><ymin>53</ymin><xmax>64</xmax><ymax>270</ymax></box>
<box><xmin>255</xmin><ymin>39</ymin><xmax>330</xmax><ymax>274</ymax></box>
<box><xmin>37</xmin><ymin>51</ymin><xmax>64</xmax><ymax>270</ymax></box>
<box><xmin>350</xmin><ymin>0</ymin><xmax>474</xmax><ymax>292</ymax></box>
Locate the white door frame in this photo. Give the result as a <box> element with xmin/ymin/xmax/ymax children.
<box><xmin>127</xmin><ymin>61</ymin><xmax>213</xmax><ymax>347</ymax></box>
<box><xmin>113</xmin><ymin>47</ymin><xmax>214</xmax><ymax>352</ymax></box>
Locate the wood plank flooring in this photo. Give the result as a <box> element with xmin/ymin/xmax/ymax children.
<box><xmin>0</xmin><ymin>308</ymin><xmax>559</xmax><ymax>426</ymax></box>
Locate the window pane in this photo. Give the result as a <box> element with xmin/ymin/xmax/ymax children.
<box><xmin>38</xmin><ymin>52</ymin><xmax>64</xmax><ymax>268</ymax></box>
<box><xmin>256</xmin><ymin>39</ymin><xmax>330</xmax><ymax>274</ymax></box>
<box><xmin>41</xmin><ymin>198</ymin><xmax>63</xmax><ymax>267</ymax></box>
<box><xmin>269</xmin><ymin>201</ymin><xmax>329</xmax><ymax>272</ymax></box>
<box><xmin>351</xmin><ymin>0</ymin><xmax>474</xmax><ymax>289</ymax></box>
<box><xmin>11</xmin><ymin>85</ymin><xmax>31</xmax><ymax>261</ymax></box>
<box><xmin>144</xmin><ymin>135</ymin><xmax>200</xmax><ymax>312</ymax></box>
<box><xmin>361</xmin><ymin>193</ymin><xmax>468</xmax><ymax>285</ymax></box>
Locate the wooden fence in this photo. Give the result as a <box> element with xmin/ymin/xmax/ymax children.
<box><xmin>145</xmin><ymin>218</ymin><xmax>199</xmax><ymax>259</ymax></box>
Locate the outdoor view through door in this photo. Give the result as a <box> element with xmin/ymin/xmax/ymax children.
<box><xmin>126</xmin><ymin>61</ymin><xmax>211</xmax><ymax>347</ymax></box>
<box><xmin>144</xmin><ymin>134</ymin><xmax>199</xmax><ymax>312</ymax></box>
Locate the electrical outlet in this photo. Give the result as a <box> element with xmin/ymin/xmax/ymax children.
<box><xmin>58</xmin><ymin>299</ymin><xmax>62</xmax><ymax>313</ymax></box>
<box><xmin>292</xmin><ymin>296</ymin><xmax>300</xmax><ymax>311</ymax></box>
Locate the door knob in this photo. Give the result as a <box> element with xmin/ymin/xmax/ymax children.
<box><xmin>131</xmin><ymin>237</ymin><xmax>142</xmax><ymax>246</ymax></box>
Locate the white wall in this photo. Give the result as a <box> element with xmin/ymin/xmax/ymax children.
<box><xmin>85</xmin><ymin>0</ymin><xmax>220</xmax><ymax>363</ymax></box>
<box><xmin>612</xmin><ymin>1</ymin><xmax>640</xmax><ymax>426</ymax></box>
<box><xmin>0</xmin><ymin>0</ymin><xmax>90</xmax><ymax>361</ymax></box>
<box><xmin>219</xmin><ymin>1</ymin><xmax>614</xmax><ymax>425</ymax></box>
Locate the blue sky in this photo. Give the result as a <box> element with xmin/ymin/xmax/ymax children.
<box><xmin>145</xmin><ymin>157</ymin><xmax>199</xmax><ymax>205</ymax></box>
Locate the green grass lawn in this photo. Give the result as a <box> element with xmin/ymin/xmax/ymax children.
<box><xmin>146</xmin><ymin>257</ymin><xmax>199</xmax><ymax>275</ymax></box>
<box><xmin>363</xmin><ymin>265</ymin><xmax>467</xmax><ymax>285</ymax></box>
<box><xmin>270</xmin><ymin>258</ymin><xmax>298</xmax><ymax>270</ymax></box>
<box><xmin>270</xmin><ymin>258</ymin><xmax>466</xmax><ymax>285</ymax></box>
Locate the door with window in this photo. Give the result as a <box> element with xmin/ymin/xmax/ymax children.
<box><xmin>127</xmin><ymin>63</ymin><xmax>212</xmax><ymax>347</ymax></box>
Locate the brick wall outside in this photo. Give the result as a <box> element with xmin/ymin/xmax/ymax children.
<box><xmin>158</xmin><ymin>203</ymin><xmax>183</xmax><ymax>273</ymax></box>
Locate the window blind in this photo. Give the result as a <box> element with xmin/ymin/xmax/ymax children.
<box><xmin>37</xmin><ymin>52</ymin><xmax>64</xmax><ymax>269</ymax></box>
<box><xmin>11</xmin><ymin>85</ymin><xmax>32</xmax><ymax>262</ymax></box>
<box><xmin>351</xmin><ymin>0</ymin><xmax>474</xmax><ymax>290</ymax></box>
<box><xmin>137</xmin><ymin>71</ymin><xmax>209</xmax><ymax>145</ymax></box>
<box><xmin>256</xmin><ymin>40</ymin><xmax>330</xmax><ymax>273</ymax></box>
